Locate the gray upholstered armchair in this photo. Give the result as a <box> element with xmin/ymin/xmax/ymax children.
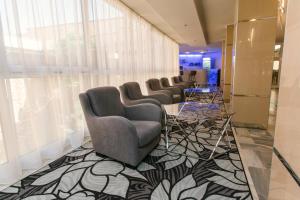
<box><xmin>146</xmin><ymin>78</ymin><xmax>182</xmax><ymax>103</ymax></box>
<box><xmin>119</xmin><ymin>82</ymin><xmax>171</xmax><ymax>106</ymax></box>
<box><xmin>172</xmin><ymin>76</ymin><xmax>194</xmax><ymax>88</ymax></box>
<box><xmin>79</xmin><ymin>87</ymin><xmax>162</xmax><ymax>166</ymax></box>
<box><xmin>171</xmin><ymin>76</ymin><xmax>189</xmax><ymax>88</ymax></box>
<box><xmin>160</xmin><ymin>77</ymin><xmax>185</xmax><ymax>101</ymax></box>
<box><xmin>179</xmin><ymin>75</ymin><xmax>195</xmax><ymax>87</ymax></box>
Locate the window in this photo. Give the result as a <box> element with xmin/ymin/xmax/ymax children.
<box><xmin>0</xmin><ymin>0</ymin><xmax>179</xmax><ymax>184</ymax></box>
<box><xmin>0</xmin><ymin>124</ymin><xmax>6</xmax><ymax>164</ymax></box>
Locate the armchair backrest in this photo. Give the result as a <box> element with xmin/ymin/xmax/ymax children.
<box><xmin>79</xmin><ymin>93</ymin><xmax>95</xmax><ymax>121</ymax></box>
<box><xmin>178</xmin><ymin>76</ymin><xmax>184</xmax><ymax>82</ymax></box>
<box><xmin>160</xmin><ymin>77</ymin><xmax>171</xmax><ymax>87</ymax></box>
<box><xmin>123</xmin><ymin>82</ymin><xmax>143</xmax><ymax>100</ymax></box>
<box><xmin>146</xmin><ymin>78</ymin><xmax>162</xmax><ymax>91</ymax></box>
<box><xmin>172</xmin><ymin>76</ymin><xmax>180</xmax><ymax>83</ymax></box>
<box><xmin>189</xmin><ymin>71</ymin><xmax>197</xmax><ymax>81</ymax></box>
<box><xmin>119</xmin><ymin>85</ymin><xmax>130</xmax><ymax>104</ymax></box>
<box><xmin>86</xmin><ymin>87</ymin><xmax>125</xmax><ymax>117</ymax></box>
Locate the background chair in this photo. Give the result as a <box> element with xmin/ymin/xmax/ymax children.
<box><xmin>120</xmin><ymin>82</ymin><xmax>171</xmax><ymax>106</ymax></box>
<box><xmin>171</xmin><ymin>76</ymin><xmax>189</xmax><ymax>89</ymax></box>
<box><xmin>161</xmin><ymin>77</ymin><xmax>183</xmax><ymax>89</ymax></box>
<box><xmin>179</xmin><ymin>75</ymin><xmax>195</xmax><ymax>88</ymax></box>
<box><xmin>146</xmin><ymin>78</ymin><xmax>182</xmax><ymax>103</ymax></box>
<box><xmin>160</xmin><ymin>77</ymin><xmax>185</xmax><ymax>101</ymax></box>
<box><xmin>189</xmin><ymin>70</ymin><xmax>197</xmax><ymax>82</ymax></box>
<box><xmin>79</xmin><ymin>86</ymin><xmax>162</xmax><ymax>166</ymax></box>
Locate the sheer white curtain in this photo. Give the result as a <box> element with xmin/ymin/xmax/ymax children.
<box><xmin>0</xmin><ymin>0</ymin><xmax>179</xmax><ymax>184</ymax></box>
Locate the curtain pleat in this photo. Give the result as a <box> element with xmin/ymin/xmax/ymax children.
<box><xmin>0</xmin><ymin>0</ymin><xmax>179</xmax><ymax>184</ymax></box>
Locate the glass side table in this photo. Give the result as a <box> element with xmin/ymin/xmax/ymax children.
<box><xmin>162</xmin><ymin>101</ymin><xmax>235</xmax><ymax>161</ymax></box>
<box><xmin>184</xmin><ymin>86</ymin><xmax>219</xmax><ymax>103</ymax></box>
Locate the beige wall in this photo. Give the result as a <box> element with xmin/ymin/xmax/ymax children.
<box><xmin>223</xmin><ymin>25</ymin><xmax>234</xmax><ymax>102</ymax></box>
<box><xmin>269</xmin><ymin>0</ymin><xmax>300</xmax><ymax>199</ymax></box>
<box><xmin>231</xmin><ymin>0</ymin><xmax>277</xmax><ymax>128</ymax></box>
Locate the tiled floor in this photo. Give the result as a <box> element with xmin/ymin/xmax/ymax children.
<box><xmin>234</xmin><ymin>89</ymin><xmax>279</xmax><ymax>200</ymax></box>
<box><xmin>235</xmin><ymin>128</ymin><xmax>274</xmax><ymax>200</ymax></box>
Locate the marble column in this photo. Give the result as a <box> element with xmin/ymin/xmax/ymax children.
<box><xmin>231</xmin><ymin>0</ymin><xmax>277</xmax><ymax>128</ymax></box>
<box><xmin>268</xmin><ymin>0</ymin><xmax>300</xmax><ymax>199</ymax></box>
<box><xmin>223</xmin><ymin>25</ymin><xmax>234</xmax><ymax>102</ymax></box>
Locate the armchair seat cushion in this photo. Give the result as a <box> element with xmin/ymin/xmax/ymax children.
<box><xmin>132</xmin><ymin>121</ymin><xmax>161</xmax><ymax>147</ymax></box>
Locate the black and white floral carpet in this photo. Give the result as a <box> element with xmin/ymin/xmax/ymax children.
<box><xmin>0</xmin><ymin>93</ymin><xmax>253</xmax><ymax>200</ymax></box>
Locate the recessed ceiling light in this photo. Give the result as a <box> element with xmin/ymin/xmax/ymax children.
<box><xmin>275</xmin><ymin>44</ymin><xmax>281</xmax><ymax>50</ymax></box>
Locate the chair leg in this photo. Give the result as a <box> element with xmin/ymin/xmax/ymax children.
<box><xmin>162</xmin><ymin>107</ymin><xmax>169</xmax><ymax>149</ymax></box>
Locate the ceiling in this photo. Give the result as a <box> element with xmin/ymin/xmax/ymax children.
<box><xmin>200</xmin><ymin>0</ymin><xmax>236</xmax><ymax>44</ymax></box>
<box><xmin>120</xmin><ymin>0</ymin><xmax>236</xmax><ymax>53</ymax></box>
<box><xmin>120</xmin><ymin>0</ymin><xmax>285</xmax><ymax>53</ymax></box>
<box><xmin>119</xmin><ymin>0</ymin><xmax>207</xmax><ymax>47</ymax></box>
<box><xmin>180</xmin><ymin>43</ymin><xmax>222</xmax><ymax>54</ymax></box>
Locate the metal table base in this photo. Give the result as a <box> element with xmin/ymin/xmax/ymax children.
<box><xmin>163</xmin><ymin>105</ymin><xmax>235</xmax><ymax>162</ymax></box>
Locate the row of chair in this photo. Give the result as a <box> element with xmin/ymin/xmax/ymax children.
<box><xmin>79</xmin><ymin>75</ymin><xmax>194</xmax><ymax>167</ymax></box>
<box><xmin>120</xmin><ymin>76</ymin><xmax>195</xmax><ymax>107</ymax></box>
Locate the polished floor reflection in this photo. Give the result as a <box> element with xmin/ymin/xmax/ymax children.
<box><xmin>235</xmin><ymin>128</ymin><xmax>273</xmax><ymax>200</ymax></box>
<box><xmin>234</xmin><ymin>89</ymin><xmax>278</xmax><ymax>200</ymax></box>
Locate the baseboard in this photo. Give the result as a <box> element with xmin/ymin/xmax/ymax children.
<box><xmin>232</xmin><ymin>122</ymin><xmax>267</xmax><ymax>130</ymax></box>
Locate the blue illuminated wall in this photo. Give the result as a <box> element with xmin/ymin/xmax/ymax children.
<box><xmin>179</xmin><ymin>54</ymin><xmax>203</xmax><ymax>70</ymax></box>
<box><xmin>179</xmin><ymin>51</ymin><xmax>222</xmax><ymax>85</ymax></box>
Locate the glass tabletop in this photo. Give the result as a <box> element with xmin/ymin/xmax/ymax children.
<box><xmin>163</xmin><ymin>102</ymin><xmax>220</xmax><ymax>116</ymax></box>
<box><xmin>163</xmin><ymin>102</ymin><xmax>186</xmax><ymax>116</ymax></box>
<box><xmin>184</xmin><ymin>87</ymin><xmax>218</xmax><ymax>94</ymax></box>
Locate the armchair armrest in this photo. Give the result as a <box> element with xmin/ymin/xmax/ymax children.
<box><xmin>155</xmin><ymin>89</ymin><xmax>172</xmax><ymax>96</ymax></box>
<box><xmin>132</xmin><ymin>98</ymin><xmax>161</xmax><ymax>107</ymax></box>
<box><xmin>125</xmin><ymin>103</ymin><xmax>162</xmax><ymax>122</ymax></box>
<box><xmin>163</xmin><ymin>86</ymin><xmax>182</xmax><ymax>95</ymax></box>
<box><xmin>148</xmin><ymin>91</ymin><xmax>173</xmax><ymax>104</ymax></box>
